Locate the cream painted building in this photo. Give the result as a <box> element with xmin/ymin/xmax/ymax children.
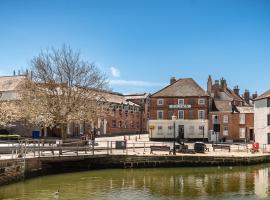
<box><xmin>254</xmin><ymin>90</ymin><xmax>270</xmax><ymax>151</ymax></box>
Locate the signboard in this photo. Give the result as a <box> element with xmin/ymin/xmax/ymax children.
<box><xmin>169</xmin><ymin>104</ymin><xmax>191</xmax><ymax>109</ymax></box>
<box><xmin>149</xmin><ymin>125</ymin><xmax>155</xmax><ymax>130</ymax></box>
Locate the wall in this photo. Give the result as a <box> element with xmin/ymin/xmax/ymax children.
<box><xmin>255</xmin><ymin>99</ymin><xmax>270</xmax><ymax>150</ymax></box>
<box><xmin>0</xmin><ymin>159</ymin><xmax>24</xmax><ymax>185</ymax></box>
<box><xmin>209</xmin><ymin>112</ymin><xmax>254</xmax><ymax>142</ymax></box>
<box><xmin>149</xmin><ymin>119</ymin><xmax>208</xmax><ymax>140</ymax></box>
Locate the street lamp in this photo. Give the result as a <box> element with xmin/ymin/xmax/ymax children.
<box><xmin>172</xmin><ymin>115</ymin><xmax>177</xmax><ymax>155</ymax></box>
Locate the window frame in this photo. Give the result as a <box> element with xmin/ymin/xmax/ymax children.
<box><xmin>178</xmin><ymin>99</ymin><xmax>184</xmax><ymax>105</ymax></box>
<box><xmin>198</xmin><ymin>98</ymin><xmax>205</xmax><ymax>105</ymax></box>
<box><xmin>198</xmin><ymin>110</ymin><xmax>205</xmax><ymax>120</ymax></box>
<box><xmin>223</xmin><ymin>115</ymin><xmax>229</xmax><ymax>124</ymax></box>
<box><xmin>178</xmin><ymin>110</ymin><xmax>184</xmax><ymax>120</ymax></box>
<box><xmin>157</xmin><ymin>110</ymin><xmax>164</xmax><ymax>120</ymax></box>
<box><xmin>157</xmin><ymin>98</ymin><xmax>164</xmax><ymax>106</ymax></box>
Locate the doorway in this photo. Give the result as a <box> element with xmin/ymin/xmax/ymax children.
<box><xmin>179</xmin><ymin>125</ymin><xmax>184</xmax><ymax>139</ymax></box>
<box><xmin>249</xmin><ymin>129</ymin><xmax>254</xmax><ymax>141</ymax></box>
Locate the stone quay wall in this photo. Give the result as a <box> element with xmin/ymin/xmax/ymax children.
<box><xmin>1</xmin><ymin>154</ymin><xmax>270</xmax><ymax>186</ymax></box>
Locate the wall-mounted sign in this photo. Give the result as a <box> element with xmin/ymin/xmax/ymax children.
<box><xmin>169</xmin><ymin>104</ymin><xmax>191</xmax><ymax>109</ymax></box>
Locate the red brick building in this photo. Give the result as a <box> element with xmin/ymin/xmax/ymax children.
<box><xmin>149</xmin><ymin>77</ymin><xmax>210</xmax><ymax>140</ymax></box>
<box><xmin>208</xmin><ymin>76</ymin><xmax>255</xmax><ymax>142</ymax></box>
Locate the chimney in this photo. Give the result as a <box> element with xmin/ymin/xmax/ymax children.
<box><xmin>207</xmin><ymin>75</ymin><xmax>212</xmax><ymax>94</ymax></box>
<box><xmin>244</xmin><ymin>89</ymin><xmax>250</xmax><ymax>104</ymax></box>
<box><xmin>220</xmin><ymin>77</ymin><xmax>227</xmax><ymax>91</ymax></box>
<box><xmin>234</xmin><ymin>85</ymin><xmax>240</xmax><ymax>95</ymax></box>
<box><xmin>252</xmin><ymin>92</ymin><xmax>258</xmax><ymax>100</ymax></box>
<box><xmin>170</xmin><ymin>77</ymin><xmax>177</xmax><ymax>84</ymax></box>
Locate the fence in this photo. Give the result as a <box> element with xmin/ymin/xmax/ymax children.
<box><xmin>0</xmin><ymin>139</ymin><xmax>168</xmax><ymax>159</ymax></box>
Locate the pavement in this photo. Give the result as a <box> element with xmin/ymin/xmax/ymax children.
<box><xmin>0</xmin><ymin>134</ymin><xmax>268</xmax><ymax>160</ymax></box>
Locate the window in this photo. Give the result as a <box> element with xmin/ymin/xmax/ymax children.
<box><xmin>157</xmin><ymin>99</ymin><xmax>164</xmax><ymax>106</ymax></box>
<box><xmin>168</xmin><ymin>111</ymin><xmax>173</xmax><ymax>120</ymax></box>
<box><xmin>112</xmin><ymin>120</ymin><xmax>116</xmax><ymax>128</ymax></box>
<box><xmin>268</xmin><ymin>133</ymin><xmax>270</xmax><ymax>144</ymax></box>
<box><xmin>157</xmin><ymin>110</ymin><xmax>163</xmax><ymax>120</ymax></box>
<box><xmin>268</xmin><ymin>114</ymin><xmax>270</xmax><ymax>126</ymax></box>
<box><xmin>212</xmin><ymin>115</ymin><xmax>219</xmax><ymax>124</ymax></box>
<box><xmin>189</xmin><ymin>110</ymin><xmax>194</xmax><ymax>119</ymax></box>
<box><xmin>267</xmin><ymin>98</ymin><xmax>270</xmax><ymax>107</ymax></box>
<box><xmin>157</xmin><ymin>125</ymin><xmax>163</xmax><ymax>135</ymax></box>
<box><xmin>198</xmin><ymin>98</ymin><xmax>205</xmax><ymax>105</ymax></box>
<box><xmin>240</xmin><ymin>114</ymin><xmax>245</xmax><ymax>125</ymax></box>
<box><xmin>119</xmin><ymin>121</ymin><xmax>122</xmax><ymax>128</ymax></box>
<box><xmin>223</xmin><ymin>115</ymin><xmax>229</xmax><ymax>124</ymax></box>
<box><xmin>178</xmin><ymin>99</ymin><xmax>184</xmax><ymax>105</ymax></box>
<box><xmin>239</xmin><ymin>128</ymin><xmax>246</xmax><ymax>139</ymax></box>
<box><xmin>189</xmin><ymin>98</ymin><xmax>195</xmax><ymax>105</ymax></box>
<box><xmin>199</xmin><ymin>126</ymin><xmax>205</xmax><ymax>135</ymax></box>
<box><xmin>198</xmin><ymin>110</ymin><xmax>205</xmax><ymax>120</ymax></box>
<box><xmin>178</xmin><ymin>110</ymin><xmax>184</xmax><ymax>119</ymax></box>
<box><xmin>136</xmin><ymin>122</ymin><xmax>140</xmax><ymax>129</ymax></box>
<box><xmin>168</xmin><ymin>125</ymin><xmax>173</xmax><ymax>135</ymax></box>
<box><xmin>223</xmin><ymin>126</ymin><xmax>228</xmax><ymax>136</ymax></box>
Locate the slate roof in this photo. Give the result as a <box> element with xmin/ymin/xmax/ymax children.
<box><xmin>213</xmin><ymin>100</ymin><xmax>232</xmax><ymax>112</ymax></box>
<box><xmin>151</xmin><ymin>78</ymin><xmax>208</xmax><ymax>97</ymax></box>
<box><xmin>254</xmin><ymin>89</ymin><xmax>270</xmax><ymax>101</ymax></box>
<box><xmin>0</xmin><ymin>76</ymin><xmax>25</xmax><ymax>91</ymax></box>
<box><xmin>124</xmin><ymin>93</ymin><xmax>149</xmax><ymax>100</ymax></box>
<box><xmin>103</xmin><ymin>92</ymin><xmax>140</xmax><ymax>107</ymax></box>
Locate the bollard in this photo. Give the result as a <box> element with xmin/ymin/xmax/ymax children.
<box><xmin>133</xmin><ymin>143</ymin><xmax>135</xmax><ymax>153</ymax></box>
<box><xmin>38</xmin><ymin>140</ymin><xmax>41</xmax><ymax>157</ymax></box>
<box><xmin>144</xmin><ymin>143</ymin><xmax>145</xmax><ymax>152</ymax></box>
<box><xmin>110</xmin><ymin>141</ymin><xmax>113</xmax><ymax>154</ymax></box>
<box><xmin>107</xmin><ymin>141</ymin><xmax>110</xmax><ymax>155</ymax></box>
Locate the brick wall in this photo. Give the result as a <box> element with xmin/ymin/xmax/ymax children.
<box><xmin>150</xmin><ymin>97</ymin><xmax>209</xmax><ymax>120</ymax></box>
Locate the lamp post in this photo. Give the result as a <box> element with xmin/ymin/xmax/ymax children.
<box><xmin>172</xmin><ymin>115</ymin><xmax>177</xmax><ymax>155</ymax></box>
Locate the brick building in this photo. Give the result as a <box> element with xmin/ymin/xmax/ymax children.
<box><xmin>0</xmin><ymin>74</ymin><xmax>148</xmax><ymax>138</ymax></box>
<box><xmin>124</xmin><ymin>93</ymin><xmax>150</xmax><ymax>134</ymax></box>
<box><xmin>208</xmin><ymin>76</ymin><xmax>255</xmax><ymax>142</ymax></box>
<box><xmin>149</xmin><ymin>77</ymin><xmax>209</xmax><ymax>141</ymax></box>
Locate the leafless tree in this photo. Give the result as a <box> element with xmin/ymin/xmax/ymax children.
<box><xmin>19</xmin><ymin>45</ymin><xmax>108</xmax><ymax>139</ymax></box>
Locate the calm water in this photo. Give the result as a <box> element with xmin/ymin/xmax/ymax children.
<box><xmin>1</xmin><ymin>164</ymin><xmax>270</xmax><ymax>200</ymax></box>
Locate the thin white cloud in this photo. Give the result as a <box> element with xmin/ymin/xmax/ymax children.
<box><xmin>110</xmin><ymin>67</ymin><xmax>120</xmax><ymax>78</ymax></box>
<box><xmin>109</xmin><ymin>79</ymin><xmax>164</xmax><ymax>87</ymax></box>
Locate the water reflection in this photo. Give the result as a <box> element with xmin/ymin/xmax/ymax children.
<box><xmin>1</xmin><ymin>164</ymin><xmax>270</xmax><ymax>200</ymax></box>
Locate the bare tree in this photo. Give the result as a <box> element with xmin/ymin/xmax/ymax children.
<box><xmin>19</xmin><ymin>45</ymin><xmax>108</xmax><ymax>139</ymax></box>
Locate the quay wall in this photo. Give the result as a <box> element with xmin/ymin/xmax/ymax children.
<box><xmin>2</xmin><ymin>154</ymin><xmax>270</xmax><ymax>186</ymax></box>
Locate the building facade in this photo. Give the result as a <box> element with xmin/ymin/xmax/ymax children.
<box><xmin>149</xmin><ymin>77</ymin><xmax>209</xmax><ymax>141</ymax></box>
<box><xmin>254</xmin><ymin>90</ymin><xmax>270</xmax><ymax>150</ymax></box>
<box><xmin>208</xmin><ymin>76</ymin><xmax>255</xmax><ymax>142</ymax></box>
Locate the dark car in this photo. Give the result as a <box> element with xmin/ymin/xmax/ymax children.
<box><xmin>194</xmin><ymin>142</ymin><xmax>207</xmax><ymax>153</ymax></box>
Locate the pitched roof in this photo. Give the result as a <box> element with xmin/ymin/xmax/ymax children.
<box><xmin>0</xmin><ymin>76</ymin><xmax>26</xmax><ymax>92</ymax></box>
<box><xmin>103</xmin><ymin>92</ymin><xmax>140</xmax><ymax>107</ymax></box>
<box><xmin>151</xmin><ymin>78</ymin><xmax>208</xmax><ymax>97</ymax></box>
<box><xmin>236</xmin><ymin>106</ymin><xmax>254</xmax><ymax>113</ymax></box>
<box><xmin>254</xmin><ymin>89</ymin><xmax>270</xmax><ymax>101</ymax></box>
<box><xmin>124</xmin><ymin>93</ymin><xmax>150</xmax><ymax>100</ymax></box>
<box><xmin>213</xmin><ymin>100</ymin><xmax>232</xmax><ymax>112</ymax></box>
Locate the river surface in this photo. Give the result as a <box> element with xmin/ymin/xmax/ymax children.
<box><xmin>1</xmin><ymin>164</ymin><xmax>270</xmax><ymax>200</ymax></box>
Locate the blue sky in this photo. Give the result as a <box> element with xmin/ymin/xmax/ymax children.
<box><xmin>0</xmin><ymin>0</ymin><xmax>270</xmax><ymax>95</ymax></box>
